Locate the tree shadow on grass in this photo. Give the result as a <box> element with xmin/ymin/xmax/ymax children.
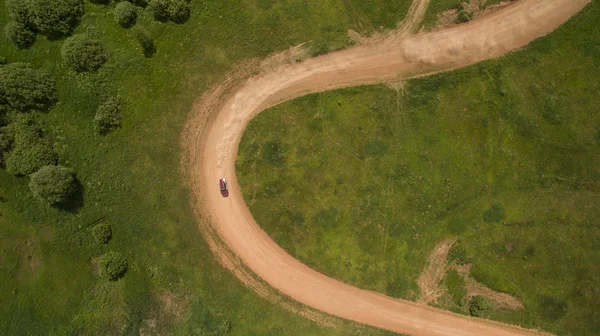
<box><xmin>55</xmin><ymin>179</ymin><xmax>84</xmax><ymax>213</ymax></box>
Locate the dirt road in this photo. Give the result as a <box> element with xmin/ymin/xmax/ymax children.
<box><xmin>184</xmin><ymin>0</ymin><xmax>590</xmax><ymax>335</ymax></box>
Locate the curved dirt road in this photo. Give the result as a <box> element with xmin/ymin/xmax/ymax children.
<box><xmin>185</xmin><ymin>0</ymin><xmax>590</xmax><ymax>335</ymax></box>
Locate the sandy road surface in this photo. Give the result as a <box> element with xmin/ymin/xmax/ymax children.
<box><xmin>184</xmin><ymin>0</ymin><xmax>590</xmax><ymax>335</ymax></box>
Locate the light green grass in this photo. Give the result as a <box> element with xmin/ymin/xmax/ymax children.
<box><xmin>0</xmin><ymin>1</ymin><xmax>410</xmax><ymax>335</ymax></box>
<box><xmin>237</xmin><ymin>2</ymin><xmax>600</xmax><ymax>335</ymax></box>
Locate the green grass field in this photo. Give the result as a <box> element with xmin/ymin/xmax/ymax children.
<box><xmin>0</xmin><ymin>1</ymin><xmax>419</xmax><ymax>335</ymax></box>
<box><xmin>237</xmin><ymin>2</ymin><xmax>600</xmax><ymax>335</ymax></box>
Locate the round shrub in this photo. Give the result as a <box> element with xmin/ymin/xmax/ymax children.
<box><xmin>4</xmin><ymin>21</ymin><xmax>36</xmax><ymax>49</ymax></box>
<box><xmin>168</xmin><ymin>0</ymin><xmax>190</xmax><ymax>23</ymax></box>
<box><xmin>92</xmin><ymin>223</ymin><xmax>112</xmax><ymax>244</ymax></box>
<box><xmin>29</xmin><ymin>165</ymin><xmax>77</xmax><ymax>206</ymax></box>
<box><xmin>148</xmin><ymin>0</ymin><xmax>169</xmax><ymax>21</ymax></box>
<box><xmin>468</xmin><ymin>295</ymin><xmax>493</xmax><ymax>317</ymax></box>
<box><xmin>29</xmin><ymin>0</ymin><xmax>85</xmax><ymax>39</ymax></box>
<box><xmin>0</xmin><ymin>63</ymin><xmax>58</xmax><ymax>112</ymax></box>
<box><xmin>61</xmin><ymin>34</ymin><xmax>108</xmax><ymax>72</ymax></box>
<box><xmin>98</xmin><ymin>251</ymin><xmax>127</xmax><ymax>280</ymax></box>
<box><xmin>93</xmin><ymin>98</ymin><xmax>122</xmax><ymax>134</ymax></box>
<box><xmin>114</xmin><ymin>2</ymin><xmax>137</xmax><ymax>28</ymax></box>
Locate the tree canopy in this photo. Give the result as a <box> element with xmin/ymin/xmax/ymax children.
<box><xmin>61</xmin><ymin>34</ymin><xmax>109</xmax><ymax>72</ymax></box>
<box><xmin>29</xmin><ymin>165</ymin><xmax>77</xmax><ymax>206</ymax></box>
<box><xmin>0</xmin><ymin>63</ymin><xmax>58</xmax><ymax>112</ymax></box>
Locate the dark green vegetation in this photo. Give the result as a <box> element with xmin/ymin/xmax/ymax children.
<box><xmin>0</xmin><ymin>0</ymin><xmax>415</xmax><ymax>335</ymax></box>
<box><xmin>61</xmin><ymin>34</ymin><xmax>108</xmax><ymax>72</ymax></box>
<box><xmin>114</xmin><ymin>2</ymin><xmax>137</xmax><ymax>28</ymax></box>
<box><xmin>237</xmin><ymin>3</ymin><xmax>600</xmax><ymax>335</ymax></box>
<box><xmin>468</xmin><ymin>295</ymin><xmax>493</xmax><ymax>317</ymax></box>
<box><xmin>92</xmin><ymin>223</ymin><xmax>112</xmax><ymax>244</ymax></box>
<box><xmin>98</xmin><ymin>251</ymin><xmax>128</xmax><ymax>281</ymax></box>
<box><xmin>93</xmin><ymin>97</ymin><xmax>122</xmax><ymax>134</ymax></box>
<box><xmin>29</xmin><ymin>165</ymin><xmax>78</xmax><ymax>207</ymax></box>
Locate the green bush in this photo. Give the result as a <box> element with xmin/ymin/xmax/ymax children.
<box><xmin>61</xmin><ymin>34</ymin><xmax>108</xmax><ymax>72</ymax></box>
<box><xmin>0</xmin><ymin>63</ymin><xmax>58</xmax><ymax>112</ymax></box>
<box><xmin>4</xmin><ymin>115</ymin><xmax>58</xmax><ymax>176</ymax></box>
<box><xmin>98</xmin><ymin>251</ymin><xmax>128</xmax><ymax>280</ymax></box>
<box><xmin>468</xmin><ymin>295</ymin><xmax>493</xmax><ymax>317</ymax></box>
<box><xmin>29</xmin><ymin>0</ymin><xmax>85</xmax><ymax>39</ymax></box>
<box><xmin>4</xmin><ymin>21</ymin><xmax>36</xmax><ymax>49</ymax></box>
<box><xmin>92</xmin><ymin>223</ymin><xmax>112</xmax><ymax>244</ymax></box>
<box><xmin>29</xmin><ymin>165</ymin><xmax>77</xmax><ymax>206</ymax></box>
<box><xmin>483</xmin><ymin>204</ymin><xmax>505</xmax><ymax>223</ymax></box>
<box><xmin>0</xmin><ymin>57</ymin><xmax>7</xmax><ymax>65</ymax></box>
<box><xmin>130</xmin><ymin>0</ymin><xmax>149</xmax><ymax>7</ymax></box>
<box><xmin>134</xmin><ymin>27</ymin><xmax>155</xmax><ymax>57</ymax></box>
<box><xmin>148</xmin><ymin>0</ymin><xmax>170</xmax><ymax>21</ymax></box>
<box><xmin>5</xmin><ymin>0</ymin><xmax>35</xmax><ymax>28</ymax></box>
<box><xmin>93</xmin><ymin>97</ymin><xmax>122</xmax><ymax>134</ymax></box>
<box><xmin>168</xmin><ymin>0</ymin><xmax>190</xmax><ymax>23</ymax></box>
<box><xmin>114</xmin><ymin>2</ymin><xmax>137</xmax><ymax>28</ymax></box>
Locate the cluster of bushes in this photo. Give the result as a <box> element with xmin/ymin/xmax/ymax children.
<box><xmin>0</xmin><ymin>62</ymin><xmax>81</xmax><ymax>208</ymax></box>
<box><xmin>4</xmin><ymin>0</ymin><xmax>85</xmax><ymax>48</ymax></box>
<box><xmin>98</xmin><ymin>251</ymin><xmax>128</xmax><ymax>281</ymax></box>
<box><xmin>148</xmin><ymin>0</ymin><xmax>191</xmax><ymax>23</ymax></box>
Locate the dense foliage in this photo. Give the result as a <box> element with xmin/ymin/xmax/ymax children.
<box><xmin>469</xmin><ymin>296</ymin><xmax>493</xmax><ymax>317</ymax></box>
<box><xmin>92</xmin><ymin>223</ymin><xmax>112</xmax><ymax>244</ymax></box>
<box><xmin>98</xmin><ymin>251</ymin><xmax>128</xmax><ymax>280</ymax></box>
<box><xmin>29</xmin><ymin>165</ymin><xmax>77</xmax><ymax>206</ymax></box>
<box><xmin>29</xmin><ymin>0</ymin><xmax>85</xmax><ymax>39</ymax></box>
<box><xmin>148</xmin><ymin>0</ymin><xmax>190</xmax><ymax>23</ymax></box>
<box><xmin>61</xmin><ymin>34</ymin><xmax>108</xmax><ymax>72</ymax></box>
<box><xmin>4</xmin><ymin>21</ymin><xmax>36</xmax><ymax>49</ymax></box>
<box><xmin>3</xmin><ymin>115</ymin><xmax>57</xmax><ymax>176</ymax></box>
<box><xmin>0</xmin><ymin>63</ymin><xmax>57</xmax><ymax>112</ymax></box>
<box><xmin>93</xmin><ymin>97</ymin><xmax>122</xmax><ymax>134</ymax></box>
<box><xmin>114</xmin><ymin>1</ymin><xmax>137</xmax><ymax>28</ymax></box>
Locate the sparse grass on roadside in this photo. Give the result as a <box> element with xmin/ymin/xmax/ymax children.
<box><xmin>237</xmin><ymin>2</ymin><xmax>600</xmax><ymax>335</ymax></box>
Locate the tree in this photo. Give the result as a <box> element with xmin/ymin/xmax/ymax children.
<box><xmin>148</xmin><ymin>0</ymin><xmax>169</xmax><ymax>21</ymax></box>
<box><xmin>168</xmin><ymin>0</ymin><xmax>190</xmax><ymax>23</ymax></box>
<box><xmin>61</xmin><ymin>34</ymin><xmax>108</xmax><ymax>72</ymax></box>
<box><xmin>92</xmin><ymin>223</ymin><xmax>112</xmax><ymax>244</ymax></box>
<box><xmin>5</xmin><ymin>0</ymin><xmax>35</xmax><ymax>28</ymax></box>
<box><xmin>93</xmin><ymin>97</ymin><xmax>122</xmax><ymax>134</ymax></box>
<box><xmin>29</xmin><ymin>165</ymin><xmax>77</xmax><ymax>206</ymax></box>
<box><xmin>4</xmin><ymin>22</ymin><xmax>36</xmax><ymax>49</ymax></box>
<box><xmin>114</xmin><ymin>2</ymin><xmax>137</xmax><ymax>28</ymax></box>
<box><xmin>98</xmin><ymin>251</ymin><xmax>128</xmax><ymax>280</ymax></box>
<box><xmin>0</xmin><ymin>63</ymin><xmax>57</xmax><ymax>112</ymax></box>
<box><xmin>29</xmin><ymin>0</ymin><xmax>85</xmax><ymax>39</ymax></box>
<box><xmin>4</xmin><ymin>115</ymin><xmax>58</xmax><ymax>176</ymax></box>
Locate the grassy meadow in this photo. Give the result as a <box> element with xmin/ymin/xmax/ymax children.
<box><xmin>0</xmin><ymin>0</ymin><xmax>421</xmax><ymax>335</ymax></box>
<box><xmin>237</xmin><ymin>2</ymin><xmax>600</xmax><ymax>335</ymax></box>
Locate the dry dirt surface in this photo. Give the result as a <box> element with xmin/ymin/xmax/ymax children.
<box><xmin>182</xmin><ymin>0</ymin><xmax>590</xmax><ymax>335</ymax></box>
